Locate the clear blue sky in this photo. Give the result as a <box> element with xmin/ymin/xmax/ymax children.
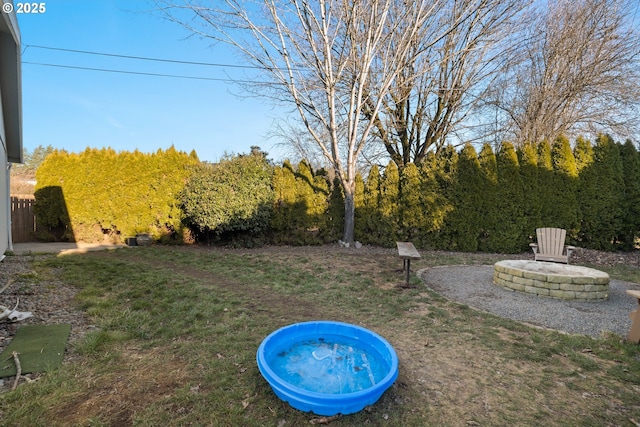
<box><xmin>16</xmin><ymin>0</ymin><xmax>285</xmax><ymax>163</ymax></box>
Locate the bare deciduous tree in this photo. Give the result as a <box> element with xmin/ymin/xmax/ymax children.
<box><xmin>365</xmin><ymin>0</ymin><xmax>532</xmax><ymax>167</ymax></box>
<box><xmin>157</xmin><ymin>0</ymin><xmax>448</xmax><ymax>243</ymax></box>
<box><xmin>489</xmin><ymin>0</ymin><xmax>640</xmax><ymax>146</ymax></box>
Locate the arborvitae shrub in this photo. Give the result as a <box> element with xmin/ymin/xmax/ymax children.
<box><xmin>489</xmin><ymin>142</ymin><xmax>527</xmax><ymax>252</ymax></box>
<box><xmin>379</xmin><ymin>161</ymin><xmax>400</xmax><ymax>246</ymax></box>
<box><xmin>537</xmin><ymin>140</ymin><xmax>558</xmax><ymax>228</ymax></box>
<box><xmin>326</xmin><ymin>175</ymin><xmax>345</xmax><ymax>242</ymax></box>
<box><xmin>289</xmin><ymin>161</ymin><xmax>314</xmax><ymax>239</ymax></box>
<box><xmin>573</xmin><ymin>136</ymin><xmax>594</xmax><ymax>243</ymax></box>
<box><xmin>270</xmin><ymin>160</ymin><xmax>336</xmax><ymax>244</ymax></box>
<box><xmin>33</xmin><ymin>151</ymin><xmax>73</xmax><ymax>241</ymax></box>
<box><xmin>181</xmin><ymin>152</ymin><xmax>273</xmax><ymax>243</ymax></box>
<box><xmin>446</xmin><ymin>144</ymin><xmax>483</xmax><ymax>252</ymax></box>
<box><xmin>477</xmin><ymin>144</ymin><xmax>498</xmax><ymax>252</ymax></box>
<box><xmin>550</xmin><ymin>135</ymin><xmax>580</xmax><ymax>238</ymax></box>
<box><xmin>418</xmin><ymin>156</ymin><xmax>452</xmax><ymax>248</ymax></box>
<box><xmin>35</xmin><ymin>147</ymin><xmax>198</xmax><ymax>242</ymax></box>
<box><xmin>552</xmin><ymin>135</ymin><xmax>578</xmax><ymax>178</ymax></box>
<box><xmin>429</xmin><ymin>146</ymin><xmax>459</xmax><ymax>249</ymax></box>
<box><xmin>359</xmin><ymin>165</ymin><xmax>382</xmax><ymax>245</ymax></box>
<box><xmin>574</xmin><ymin>136</ymin><xmax>594</xmax><ymax>173</ymax></box>
<box><xmin>618</xmin><ymin>140</ymin><xmax>640</xmax><ymax>250</ymax></box>
<box><xmin>399</xmin><ymin>163</ymin><xmax>424</xmax><ymax>241</ymax></box>
<box><xmin>271</xmin><ymin>160</ymin><xmax>297</xmax><ymax>242</ymax></box>
<box><xmin>577</xmin><ymin>134</ymin><xmax>624</xmax><ymax>250</ymax></box>
<box><xmin>518</xmin><ymin>142</ymin><xmax>541</xmax><ymax>238</ymax></box>
<box><xmin>310</xmin><ymin>168</ymin><xmax>331</xmax><ymax>241</ymax></box>
<box><xmin>35</xmin><ymin>137</ymin><xmax>640</xmax><ymax>251</ymax></box>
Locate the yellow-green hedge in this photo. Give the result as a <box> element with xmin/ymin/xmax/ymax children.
<box><xmin>34</xmin><ymin>147</ymin><xmax>199</xmax><ymax>242</ymax></box>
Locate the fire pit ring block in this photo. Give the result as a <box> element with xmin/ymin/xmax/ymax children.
<box><xmin>494</xmin><ymin>260</ymin><xmax>609</xmax><ymax>300</ymax></box>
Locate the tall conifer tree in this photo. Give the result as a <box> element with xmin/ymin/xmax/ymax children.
<box><xmin>361</xmin><ymin>165</ymin><xmax>382</xmax><ymax>245</ymax></box>
<box><xmin>618</xmin><ymin>140</ymin><xmax>640</xmax><ymax>249</ymax></box>
<box><xmin>431</xmin><ymin>147</ymin><xmax>459</xmax><ymax>249</ymax></box>
<box><xmin>577</xmin><ymin>134</ymin><xmax>624</xmax><ymax>249</ymax></box>
<box><xmin>379</xmin><ymin>161</ymin><xmax>400</xmax><ymax>246</ymax></box>
<box><xmin>536</xmin><ymin>140</ymin><xmax>556</xmax><ymax>227</ymax></box>
<box><xmin>419</xmin><ymin>156</ymin><xmax>453</xmax><ymax>247</ymax></box>
<box><xmin>550</xmin><ymin>135</ymin><xmax>580</xmax><ymax>238</ymax></box>
<box><xmin>490</xmin><ymin>142</ymin><xmax>526</xmax><ymax>252</ymax></box>
<box><xmin>518</xmin><ymin>142</ymin><xmax>541</xmax><ymax>238</ymax></box>
<box><xmin>448</xmin><ymin>144</ymin><xmax>484</xmax><ymax>251</ymax></box>
<box><xmin>573</xmin><ymin>136</ymin><xmax>594</xmax><ymax>173</ymax></box>
<box><xmin>271</xmin><ymin>161</ymin><xmax>297</xmax><ymax>241</ymax></box>
<box><xmin>477</xmin><ymin>144</ymin><xmax>498</xmax><ymax>251</ymax></box>
<box><xmin>399</xmin><ymin>163</ymin><xmax>424</xmax><ymax>242</ymax></box>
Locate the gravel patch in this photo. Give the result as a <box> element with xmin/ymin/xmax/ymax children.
<box><xmin>419</xmin><ymin>264</ymin><xmax>640</xmax><ymax>338</ymax></box>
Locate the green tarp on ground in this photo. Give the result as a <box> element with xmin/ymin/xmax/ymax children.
<box><xmin>0</xmin><ymin>324</ymin><xmax>71</xmax><ymax>378</ymax></box>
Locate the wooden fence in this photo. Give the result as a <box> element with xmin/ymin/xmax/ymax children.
<box><xmin>10</xmin><ymin>196</ymin><xmax>37</xmax><ymax>243</ymax></box>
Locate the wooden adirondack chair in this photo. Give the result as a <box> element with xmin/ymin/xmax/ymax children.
<box><xmin>529</xmin><ymin>227</ymin><xmax>576</xmax><ymax>264</ymax></box>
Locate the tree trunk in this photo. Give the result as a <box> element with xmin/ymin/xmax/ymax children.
<box><xmin>342</xmin><ymin>187</ymin><xmax>355</xmax><ymax>244</ymax></box>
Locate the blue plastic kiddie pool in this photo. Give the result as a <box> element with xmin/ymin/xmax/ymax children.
<box><xmin>256</xmin><ymin>321</ymin><xmax>399</xmax><ymax>416</ymax></box>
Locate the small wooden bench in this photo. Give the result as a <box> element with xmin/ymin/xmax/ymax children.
<box><xmin>627</xmin><ymin>290</ymin><xmax>640</xmax><ymax>343</ymax></box>
<box><xmin>397</xmin><ymin>242</ymin><xmax>421</xmax><ymax>287</ymax></box>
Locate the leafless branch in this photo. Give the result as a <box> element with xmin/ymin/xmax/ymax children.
<box><xmin>488</xmin><ymin>0</ymin><xmax>640</xmax><ymax>145</ymax></box>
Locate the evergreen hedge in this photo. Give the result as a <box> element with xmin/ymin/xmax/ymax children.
<box><xmin>477</xmin><ymin>143</ymin><xmax>499</xmax><ymax>251</ymax></box>
<box><xmin>447</xmin><ymin>144</ymin><xmax>483</xmax><ymax>252</ymax></box>
<box><xmin>34</xmin><ymin>136</ymin><xmax>640</xmax><ymax>252</ymax></box>
<box><xmin>490</xmin><ymin>142</ymin><xmax>527</xmax><ymax>253</ymax></box>
<box><xmin>328</xmin><ymin>136</ymin><xmax>638</xmax><ymax>252</ymax></box>
<box><xmin>619</xmin><ymin>140</ymin><xmax>640</xmax><ymax>250</ymax></box>
<box><xmin>180</xmin><ymin>152</ymin><xmax>274</xmax><ymax>243</ymax></box>
<box><xmin>270</xmin><ymin>160</ymin><xmax>336</xmax><ymax>244</ymax></box>
<box><xmin>379</xmin><ymin>162</ymin><xmax>400</xmax><ymax>246</ymax></box>
<box><xmin>356</xmin><ymin>165</ymin><xmax>383</xmax><ymax>245</ymax></box>
<box><xmin>518</xmin><ymin>142</ymin><xmax>542</xmax><ymax>238</ymax></box>
<box><xmin>35</xmin><ymin>147</ymin><xmax>199</xmax><ymax>242</ymax></box>
<box><xmin>550</xmin><ymin>135</ymin><xmax>580</xmax><ymax>236</ymax></box>
<box><xmin>577</xmin><ymin>135</ymin><xmax>625</xmax><ymax>250</ymax></box>
<box><xmin>399</xmin><ymin>162</ymin><xmax>425</xmax><ymax>242</ymax></box>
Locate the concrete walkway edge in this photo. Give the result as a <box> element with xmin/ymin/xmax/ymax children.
<box><xmin>9</xmin><ymin>242</ymin><xmax>127</xmax><ymax>256</ymax></box>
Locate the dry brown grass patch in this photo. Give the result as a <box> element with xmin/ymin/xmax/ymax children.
<box><xmin>53</xmin><ymin>347</ymin><xmax>190</xmax><ymax>425</ymax></box>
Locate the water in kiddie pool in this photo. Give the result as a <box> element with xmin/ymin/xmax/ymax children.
<box><xmin>270</xmin><ymin>337</ymin><xmax>388</xmax><ymax>394</ymax></box>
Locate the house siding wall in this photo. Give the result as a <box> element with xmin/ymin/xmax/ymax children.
<box><xmin>1</xmin><ymin>81</ymin><xmax>7</xmax><ymax>255</ymax></box>
<box><xmin>0</xmin><ymin>140</ymin><xmax>7</xmax><ymax>256</ymax></box>
<box><xmin>1</xmin><ymin>3</ymin><xmax>21</xmax><ymax>256</ymax></box>
<box><xmin>0</xmin><ymin>83</ymin><xmax>5</xmax><ymax>144</ymax></box>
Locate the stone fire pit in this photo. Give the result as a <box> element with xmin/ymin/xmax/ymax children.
<box><xmin>494</xmin><ymin>260</ymin><xmax>609</xmax><ymax>301</ymax></box>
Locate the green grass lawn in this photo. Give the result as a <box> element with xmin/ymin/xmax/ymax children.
<box><xmin>1</xmin><ymin>245</ymin><xmax>639</xmax><ymax>426</ymax></box>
